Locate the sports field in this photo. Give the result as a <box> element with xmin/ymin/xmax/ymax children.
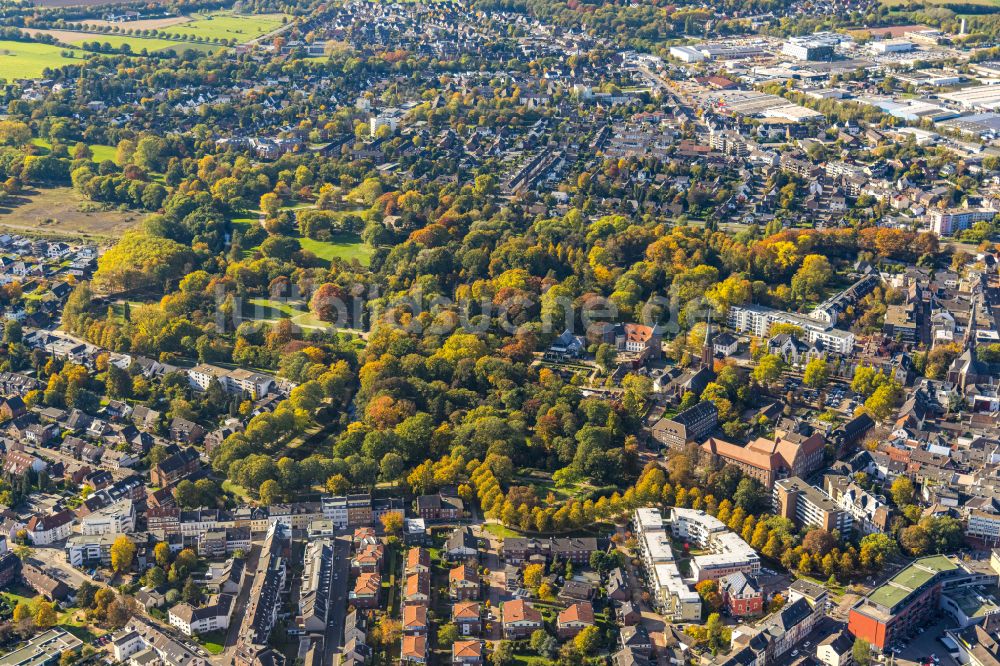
<box><xmin>0</xmin><ymin>40</ymin><xmax>81</xmax><ymax>79</ymax></box>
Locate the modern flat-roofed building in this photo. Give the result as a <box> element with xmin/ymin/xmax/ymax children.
<box><xmin>670</xmin><ymin>508</ymin><xmax>760</xmax><ymax>582</ymax></box>
<box><xmin>0</xmin><ymin>629</ymin><xmax>82</xmax><ymax>666</ymax></box>
<box><xmin>848</xmin><ymin>555</ymin><xmax>992</xmax><ymax>651</ymax></box>
<box><xmin>774</xmin><ymin>477</ymin><xmax>853</xmax><ymax>534</ymax></box>
<box><xmin>81</xmin><ymin>499</ymin><xmax>136</xmax><ymax>536</ymax></box>
<box><xmin>928</xmin><ymin>207</ymin><xmax>997</xmax><ymax>236</ymax></box>
<box><xmin>968</xmin><ymin>510</ymin><xmax>1000</xmax><ymax>546</ymax></box>
<box><xmin>631</xmin><ymin>508</ymin><xmax>701</xmax><ymax>621</ymax></box>
<box><xmin>782</xmin><ymin>33</ymin><xmax>840</xmax><ymax>61</ymax></box>
<box><xmin>727</xmin><ymin>304</ymin><xmax>855</xmax><ymax>354</ymax></box>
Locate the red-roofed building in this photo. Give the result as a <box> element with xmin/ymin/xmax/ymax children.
<box><xmin>557</xmin><ymin>601</ymin><xmax>595</xmax><ymax>639</ymax></box>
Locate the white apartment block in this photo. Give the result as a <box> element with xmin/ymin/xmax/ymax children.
<box><xmin>967</xmin><ymin>510</ymin><xmax>1000</xmax><ymax>546</ymax></box>
<box><xmin>81</xmin><ymin>500</ymin><xmax>136</xmax><ymax>536</ymax></box>
<box><xmin>321</xmin><ymin>496</ymin><xmax>350</xmax><ymax>529</ymax></box>
<box><xmin>168</xmin><ymin>594</ymin><xmax>234</xmax><ymax>637</ymax></box>
<box><xmin>928</xmin><ymin>207</ymin><xmax>997</xmax><ymax>236</ymax></box>
<box><xmin>632</xmin><ymin>508</ymin><xmax>702</xmax><ymax>621</ymax></box>
<box><xmin>179</xmin><ymin>511</ymin><xmax>221</xmax><ymax>538</ymax></box>
<box><xmin>670</xmin><ymin>508</ymin><xmax>761</xmax><ymax>582</ymax></box>
<box><xmin>188</xmin><ymin>364</ymin><xmax>275</xmax><ymax>399</ymax></box>
<box><xmin>727</xmin><ymin>304</ymin><xmax>855</xmax><ymax>354</ymax></box>
<box><xmin>825</xmin><ymin>477</ymin><xmax>888</xmax><ymax>535</ymax></box>
<box><xmin>65</xmin><ymin>534</ymin><xmax>115</xmax><ymax>567</ymax></box>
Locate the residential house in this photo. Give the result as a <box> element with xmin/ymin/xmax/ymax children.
<box><xmin>403</xmin><ymin>572</ymin><xmax>431</xmax><ymax>605</ymax></box>
<box><xmin>501</xmin><ymin>599</ymin><xmax>542</xmax><ymax>639</ymax></box>
<box><xmin>556</xmin><ymin>601</ymin><xmax>595</xmax><ymax>639</ymax></box>
<box><xmin>168</xmin><ymin>594</ymin><xmax>235</xmax><ymax>636</ymax></box>
<box><xmin>150</xmin><ymin>447</ymin><xmax>201</xmax><ymax>487</ymax></box>
<box><xmin>26</xmin><ymin>510</ymin><xmax>74</xmax><ymax>545</ymax></box>
<box><xmin>401</xmin><ymin>635</ymin><xmax>427</xmax><ymax>664</ymax></box>
<box><xmin>4</xmin><ymin>450</ymin><xmax>47</xmax><ymax>476</ymax></box>
<box><xmin>817</xmin><ymin>631</ymin><xmax>854</xmax><ymax>666</ymax></box>
<box><xmin>350</xmin><ymin>573</ymin><xmax>381</xmax><ymax>609</ymax></box>
<box><xmin>452</xmin><ymin>640</ymin><xmax>483</xmax><ymax>666</ymax></box>
<box><xmin>607</xmin><ymin>568</ymin><xmax>630</xmax><ymax>602</ymax></box>
<box><xmin>449</xmin><ymin>564</ymin><xmax>480</xmax><ymax>601</ymax></box>
<box><xmin>415</xmin><ymin>493</ymin><xmax>463</xmax><ymax>521</ymax></box>
<box><xmin>402</xmin><ymin>603</ymin><xmax>429</xmax><ymax>635</ymax></box>
<box><xmin>22</xmin><ymin>562</ymin><xmax>72</xmax><ymax>601</ymax></box>
<box><xmin>720</xmin><ymin>572</ymin><xmax>764</xmax><ymax>617</ymax></box>
<box><xmin>169</xmin><ymin>418</ymin><xmax>205</xmax><ymax>444</ymax></box>
<box><xmin>452</xmin><ymin>601</ymin><xmax>481</xmax><ymax>636</ymax></box>
<box><xmin>444</xmin><ymin>527</ymin><xmax>478</xmax><ymax>561</ymax></box>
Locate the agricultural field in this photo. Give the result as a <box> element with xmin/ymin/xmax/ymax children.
<box><xmin>24</xmin><ymin>29</ymin><xmax>222</xmax><ymax>54</ymax></box>
<box><xmin>880</xmin><ymin>0</ymin><xmax>1000</xmax><ymax>6</ymax></box>
<box><xmin>0</xmin><ymin>187</ymin><xmax>140</xmax><ymax>240</ymax></box>
<box><xmin>18</xmin><ymin>11</ymin><xmax>286</xmax><ymax>64</ymax></box>
<box><xmin>151</xmin><ymin>12</ymin><xmax>288</xmax><ymax>42</ymax></box>
<box><xmin>0</xmin><ymin>40</ymin><xmax>81</xmax><ymax>79</ymax></box>
<box><xmin>80</xmin><ymin>16</ymin><xmax>190</xmax><ymax>30</ymax></box>
<box><xmin>30</xmin><ymin>0</ymin><xmax>111</xmax><ymax>6</ymax></box>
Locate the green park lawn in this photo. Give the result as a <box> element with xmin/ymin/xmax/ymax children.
<box><xmin>222</xmin><ymin>479</ymin><xmax>251</xmax><ymax>501</ymax></box>
<box><xmin>1</xmin><ymin>585</ymin><xmax>36</xmax><ymax>609</ymax></box>
<box><xmin>245</xmin><ymin>297</ymin><xmax>331</xmax><ymax>329</ymax></box>
<box><xmin>299</xmin><ymin>234</ymin><xmax>374</xmax><ymax>266</ymax></box>
<box><xmin>482</xmin><ymin>523</ymin><xmax>523</xmax><ymax>538</ymax></box>
<box><xmin>230</xmin><ymin>214</ymin><xmax>373</xmax><ymax>267</ymax></box>
<box><xmin>32</xmin><ymin>138</ymin><xmax>117</xmax><ymax>163</ymax></box>
<box><xmin>0</xmin><ymin>41</ymin><xmax>81</xmax><ymax>80</ymax></box>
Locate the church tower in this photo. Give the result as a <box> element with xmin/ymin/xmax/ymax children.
<box><xmin>701</xmin><ymin>310</ymin><xmax>715</xmax><ymax>370</ymax></box>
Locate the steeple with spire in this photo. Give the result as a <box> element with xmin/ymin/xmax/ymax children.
<box><xmin>701</xmin><ymin>309</ymin><xmax>715</xmax><ymax>370</ymax></box>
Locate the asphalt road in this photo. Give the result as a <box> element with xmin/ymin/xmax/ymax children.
<box><xmin>216</xmin><ymin>543</ymin><xmax>262</xmax><ymax>665</ymax></box>
<box><xmin>29</xmin><ymin>546</ymin><xmax>96</xmax><ymax>589</ymax></box>
<box><xmin>323</xmin><ymin>535</ymin><xmax>352</xmax><ymax>664</ymax></box>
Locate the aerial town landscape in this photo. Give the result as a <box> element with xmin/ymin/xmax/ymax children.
<box><xmin>0</xmin><ymin>0</ymin><xmax>999</xmax><ymax>665</ymax></box>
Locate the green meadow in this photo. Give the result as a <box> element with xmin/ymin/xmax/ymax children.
<box><xmin>154</xmin><ymin>12</ymin><xmax>288</xmax><ymax>42</ymax></box>
<box><xmin>0</xmin><ymin>41</ymin><xmax>80</xmax><ymax>79</ymax></box>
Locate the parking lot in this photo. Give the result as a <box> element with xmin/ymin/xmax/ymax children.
<box><xmin>782</xmin><ymin>376</ymin><xmax>860</xmax><ymax>412</ymax></box>
<box><xmin>889</xmin><ymin>619</ymin><xmax>959</xmax><ymax>666</ymax></box>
